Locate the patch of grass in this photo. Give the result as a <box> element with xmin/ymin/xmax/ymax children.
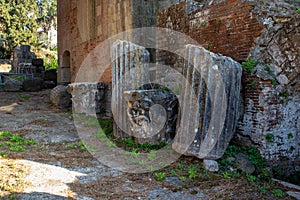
<box><xmin>271</xmin><ymin>189</ymin><xmax>286</xmax><ymax>198</ymax></box>
<box><xmin>119</xmin><ymin>137</ymin><xmax>167</xmax><ymax>153</ymax></box>
<box><xmin>246</xmin><ymin>172</ymin><xmax>257</xmax><ymax>183</ymax></box>
<box><xmin>297</xmin><ymin>8</ymin><xmax>300</xmax><ymax>14</ymax></box>
<box><xmin>180</xmin><ymin>176</ymin><xmax>186</xmax><ymax>182</ymax></box>
<box><xmin>67</xmin><ymin>141</ymin><xmax>89</xmax><ymax>151</ymax></box>
<box><xmin>21</xmin><ymin>95</ymin><xmax>30</xmax><ymax>100</ymax></box>
<box><xmin>279</xmin><ymin>92</ymin><xmax>288</xmax><ymax>99</ymax></box>
<box><xmin>0</xmin><ymin>131</ymin><xmax>36</xmax><ymax>152</ymax></box>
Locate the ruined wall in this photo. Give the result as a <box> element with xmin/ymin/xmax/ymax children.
<box><xmin>156</xmin><ymin>0</ymin><xmax>300</xmax><ymax>167</ymax></box>
<box><xmin>157</xmin><ymin>0</ymin><xmax>264</xmax><ymax>62</ymax></box>
<box><xmin>236</xmin><ymin>3</ymin><xmax>300</xmax><ymax>167</ymax></box>
<box><xmin>57</xmin><ymin>0</ymin><xmax>133</xmax><ymax>83</ymax></box>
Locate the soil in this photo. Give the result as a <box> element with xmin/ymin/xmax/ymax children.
<box><xmin>0</xmin><ymin>89</ymin><xmax>298</xmax><ymax>200</ymax></box>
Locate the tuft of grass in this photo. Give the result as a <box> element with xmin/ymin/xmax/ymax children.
<box><xmin>67</xmin><ymin>141</ymin><xmax>89</xmax><ymax>151</ymax></box>
<box><xmin>21</xmin><ymin>95</ymin><xmax>30</xmax><ymax>100</ymax></box>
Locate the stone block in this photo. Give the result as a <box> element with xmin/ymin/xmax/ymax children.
<box><xmin>68</xmin><ymin>82</ymin><xmax>107</xmax><ymax>115</ymax></box>
<box><xmin>32</xmin><ymin>58</ymin><xmax>44</xmax><ymax>66</ymax></box>
<box><xmin>172</xmin><ymin>44</ymin><xmax>242</xmax><ymax>160</ymax></box>
<box><xmin>3</xmin><ymin>79</ymin><xmax>23</xmax><ymax>92</ymax></box>
<box><xmin>50</xmin><ymin>85</ymin><xmax>72</xmax><ymax>109</ymax></box>
<box><xmin>23</xmin><ymin>77</ymin><xmax>44</xmax><ymax>92</ymax></box>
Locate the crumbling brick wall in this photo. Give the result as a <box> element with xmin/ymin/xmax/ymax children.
<box><xmin>156</xmin><ymin>0</ymin><xmax>300</xmax><ymax>168</ymax></box>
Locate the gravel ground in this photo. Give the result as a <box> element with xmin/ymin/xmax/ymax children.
<box><xmin>0</xmin><ymin>89</ymin><xmax>298</xmax><ymax>200</ymax></box>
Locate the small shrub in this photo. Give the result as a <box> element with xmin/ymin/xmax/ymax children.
<box><xmin>155</xmin><ymin>172</ymin><xmax>165</xmax><ymax>181</ymax></box>
<box><xmin>188</xmin><ymin>167</ymin><xmax>197</xmax><ymax>179</ymax></box>
<box><xmin>44</xmin><ymin>58</ymin><xmax>58</xmax><ymax>71</ymax></box>
<box><xmin>242</xmin><ymin>58</ymin><xmax>256</xmax><ymax>73</ymax></box>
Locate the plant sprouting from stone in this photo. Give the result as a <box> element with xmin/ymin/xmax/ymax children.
<box><xmin>242</xmin><ymin>58</ymin><xmax>256</xmax><ymax>73</ymax></box>
<box><xmin>265</xmin><ymin>133</ymin><xmax>275</xmax><ymax>143</ymax></box>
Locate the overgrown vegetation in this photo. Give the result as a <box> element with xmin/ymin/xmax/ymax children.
<box><xmin>0</xmin><ymin>131</ymin><xmax>36</xmax><ymax>153</ymax></box>
<box><xmin>241</xmin><ymin>58</ymin><xmax>256</xmax><ymax>73</ymax></box>
<box><xmin>44</xmin><ymin>58</ymin><xmax>58</xmax><ymax>71</ymax></box>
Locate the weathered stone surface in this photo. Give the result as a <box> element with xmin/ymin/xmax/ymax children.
<box><xmin>50</xmin><ymin>85</ymin><xmax>71</xmax><ymax>109</ymax></box>
<box><xmin>172</xmin><ymin>44</ymin><xmax>242</xmax><ymax>160</ymax></box>
<box><xmin>68</xmin><ymin>82</ymin><xmax>107</xmax><ymax>115</ymax></box>
<box><xmin>235</xmin><ymin>153</ymin><xmax>255</xmax><ymax>174</ymax></box>
<box><xmin>111</xmin><ymin>40</ymin><xmax>150</xmax><ymax>139</ymax></box>
<box><xmin>237</xmin><ymin>14</ymin><xmax>300</xmax><ymax>168</ymax></box>
<box><xmin>32</xmin><ymin>58</ymin><xmax>44</xmax><ymax>66</ymax></box>
<box><xmin>3</xmin><ymin>79</ymin><xmax>23</xmax><ymax>92</ymax></box>
<box><xmin>43</xmin><ymin>81</ymin><xmax>56</xmax><ymax>89</ymax></box>
<box><xmin>44</xmin><ymin>69</ymin><xmax>57</xmax><ymax>84</ymax></box>
<box><xmin>286</xmin><ymin>191</ymin><xmax>300</xmax><ymax>200</ymax></box>
<box><xmin>203</xmin><ymin>160</ymin><xmax>219</xmax><ymax>172</ymax></box>
<box><xmin>147</xmin><ymin>188</ymin><xmax>207</xmax><ymax>200</ymax></box>
<box><xmin>165</xmin><ymin>176</ymin><xmax>183</xmax><ymax>187</ymax></box>
<box><xmin>23</xmin><ymin>77</ymin><xmax>44</xmax><ymax>92</ymax></box>
<box><xmin>124</xmin><ymin>89</ymin><xmax>178</xmax><ymax>144</ymax></box>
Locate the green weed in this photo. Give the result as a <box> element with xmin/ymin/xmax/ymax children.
<box><xmin>67</xmin><ymin>141</ymin><xmax>89</xmax><ymax>151</ymax></box>
<box><xmin>265</xmin><ymin>133</ymin><xmax>275</xmax><ymax>143</ymax></box>
<box><xmin>155</xmin><ymin>172</ymin><xmax>165</xmax><ymax>181</ymax></box>
<box><xmin>0</xmin><ymin>131</ymin><xmax>35</xmax><ymax>152</ymax></box>
<box><xmin>242</xmin><ymin>58</ymin><xmax>256</xmax><ymax>73</ymax></box>
<box><xmin>271</xmin><ymin>189</ymin><xmax>286</xmax><ymax>198</ymax></box>
<box><xmin>188</xmin><ymin>167</ymin><xmax>197</xmax><ymax>179</ymax></box>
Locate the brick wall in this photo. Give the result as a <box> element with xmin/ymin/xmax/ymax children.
<box><xmin>57</xmin><ymin>0</ymin><xmax>133</xmax><ymax>83</ymax></box>
<box><xmin>157</xmin><ymin>0</ymin><xmax>265</xmax><ymax>62</ymax></box>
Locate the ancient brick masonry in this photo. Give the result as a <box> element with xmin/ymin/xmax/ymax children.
<box><xmin>157</xmin><ymin>0</ymin><xmax>265</xmax><ymax>62</ymax></box>
<box><xmin>156</xmin><ymin>0</ymin><xmax>300</xmax><ymax>169</ymax></box>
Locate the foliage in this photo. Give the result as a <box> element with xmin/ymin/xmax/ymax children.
<box><xmin>246</xmin><ymin>78</ymin><xmax>255</xmax><ymax>88</ymax></box>
<box><xmin>218</xmin><ymin>145</ymin><xmax>267</xmax><ymax>170</ymax></box>
<box><xmin>271</xmin><ymin>189</ymin><xmax>286</xmax><ymax>198</ymax></box>
<box><xmin>44</xmin><ymin>58</ymin><xmax>58</xmax><ymax>70</ymax></box>
<box><xmin>0</xmin><ymin>0</ymin><xmax>41</xmax><ymax>58</ymax></box>
<box><xmin>67</xmin><ymin>141</ymin><xmax>89</xmax><ymax>151</ymax></box>
<box><xmin>265</xmin><ymin>133</ymin><xmax>275</xmax><ymax>142</ymax></box>
<box><xmin>0</xmin><ymin>131</ymin><xmax>35</xmax><ymax>152</ymax></box>
<box><xmin>241</xmin><ymin>58</ymin><xmax>256</xmax><ymax>73</ymax></box>
<box><xmin>155</xmin><ymin>172</ymin><xmax>165</xmax><ymax>181</ymax></box>
<box><xmin>187</xmin><ymin>167</ymin><xmax>197</xmax><ymax>179</ymax></box>
<box><xmin>36</xmin><ymin>0</ymin><xmax>57</xmax><ymax>49</ymax></box>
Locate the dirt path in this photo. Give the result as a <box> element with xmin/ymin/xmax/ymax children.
<box><xmin>0</xmin><ymin>90</ymin><xmax>297</xmax><ymax>200</ymax></box>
